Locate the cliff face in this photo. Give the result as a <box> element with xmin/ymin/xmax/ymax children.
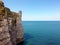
<box><xmin>16</xmin><ymin>11</ymin><xmax>24</xmax><ymax>43</ymax></box>
<box><xmin>0</xmin><ymin>19</ymin><xmax>12</xmax><ymax>45</ymax></box>
<box><xmin>0</xmin><ymin>1</ymin><xmax>24</xmax><ymax>45</ymax></box>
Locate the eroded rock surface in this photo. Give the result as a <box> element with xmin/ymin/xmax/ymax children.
<box><xmin>0</xmin><ymin>1</ymin><xmax>24</xmax><ymax>45</ymax></box>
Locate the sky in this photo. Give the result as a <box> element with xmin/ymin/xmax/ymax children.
<box><xmin>3</xmin><ymin>0</ymin><xmax>60</xmax><ymax>21</ymax></box>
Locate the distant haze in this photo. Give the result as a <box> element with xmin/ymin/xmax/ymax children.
<box><xmin>22</xmin><ymin>15</ymin><xmax>60</xmax><ymax>21</ymax></box>
<box><xmin>3</xmin><ymin>0</ymin><xmax>60</xmax><ymax>21</ymax></box>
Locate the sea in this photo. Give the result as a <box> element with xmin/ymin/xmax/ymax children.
<box><xmin>22</xmin><ymin>21</ymin><xmax>60</xmax><ymax>45</ymax></box>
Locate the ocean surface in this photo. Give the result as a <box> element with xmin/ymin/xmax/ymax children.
<box><xmin>22</xmin><ymin>21</ymin><xmax>60</xmax><ymax>45</ymax></box>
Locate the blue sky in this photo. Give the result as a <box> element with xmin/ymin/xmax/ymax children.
<box><xmin>3</xmin><ymin>0</ymin><xmax>60</xmax><ymax>21</ymax></box>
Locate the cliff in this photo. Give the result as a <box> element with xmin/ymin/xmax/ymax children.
<box><xmin>0</xmin><ymin>1</ymin><xmax>24</xmax><ymax>45</ymax></box>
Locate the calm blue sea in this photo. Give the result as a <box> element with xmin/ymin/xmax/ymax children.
<box><xmin>22</xmin><ymin>21</ymin><xmax>60</xmax><ymax>45</ymax></box>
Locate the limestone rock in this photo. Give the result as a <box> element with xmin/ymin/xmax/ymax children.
<box><xmin>16</xmin><ymin>11</ymin><xmax>24</xmax><ymax>43</ymax></box>
<box><xmin>0</xmin><ymin>19</ymin><xmax>12</xmax><ymax>45</ymax></box>
<box><xmin>0</xmin><ymin>1</ymin><xmax>24</xmax><ymax>45</ymax></box>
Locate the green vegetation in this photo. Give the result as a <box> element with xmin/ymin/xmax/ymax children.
<box><xmin>0</xmin><ymin>1</ymin><xmax>19</xmax><ymax>19</ymax></box>
<box><xmin>0</xmin><ymin>1</ymin><xmax>5</xmax><ymax>15</ymax></box>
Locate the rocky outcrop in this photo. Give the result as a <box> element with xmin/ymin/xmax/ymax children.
<box><xmin>0</xmin><ymin>1</ymin><xmax>12</xmax><ymax>45</ymax></box>
<box><xmin>0</xmin><ymin>18</ymin><xmax>12</xmax><ymax>45</ymax></box>
<box><xmin>16</xmin><ymin>11</ymin><xmax>24</xmax><ymax>43</ymax></box>
<box><xmin>0</xmin><ymin>1</ymin><xmax>24</xmax><ymax>45</ymax></box>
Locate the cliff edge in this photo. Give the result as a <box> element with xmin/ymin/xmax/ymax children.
<box><xmin>0</xmin><ymin>1</ymin><xmax>24</xmax><ymax>45</ymax></box>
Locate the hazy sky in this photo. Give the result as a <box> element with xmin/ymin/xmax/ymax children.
<box><xmin>3</xmin><ymin>0</ymin><xmax>60</xmax><ymax>21</ymax></box>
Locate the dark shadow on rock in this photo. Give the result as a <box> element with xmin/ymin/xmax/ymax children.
<box><xmin>17</xmin><ymin>41</ymin><xmax>24</xmax><ymax>45</ymax></box>
<box><xmin>17</xmin><ymin>33</ymin><xmax>34</xmax><ymax>45</ymax></box>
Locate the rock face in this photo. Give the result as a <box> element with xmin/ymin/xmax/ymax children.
<box><xmin>0</xmin><ymin>1</ymin><xmax>24</xmax><ymax>45</ymax></box>
<box><xmin>0</xmin><ymin>1</ymin><xmax>12</xmax><ymax>45</ymax></box>
<box><xmin>16</xmin><ymin>11</ymin><xmax>24</xmax><ymax>43</ymax></box>
<box><xmin>0</xmin><ymin>18</ymin><xmax>12</xmax><ymax>45</ymax></box>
